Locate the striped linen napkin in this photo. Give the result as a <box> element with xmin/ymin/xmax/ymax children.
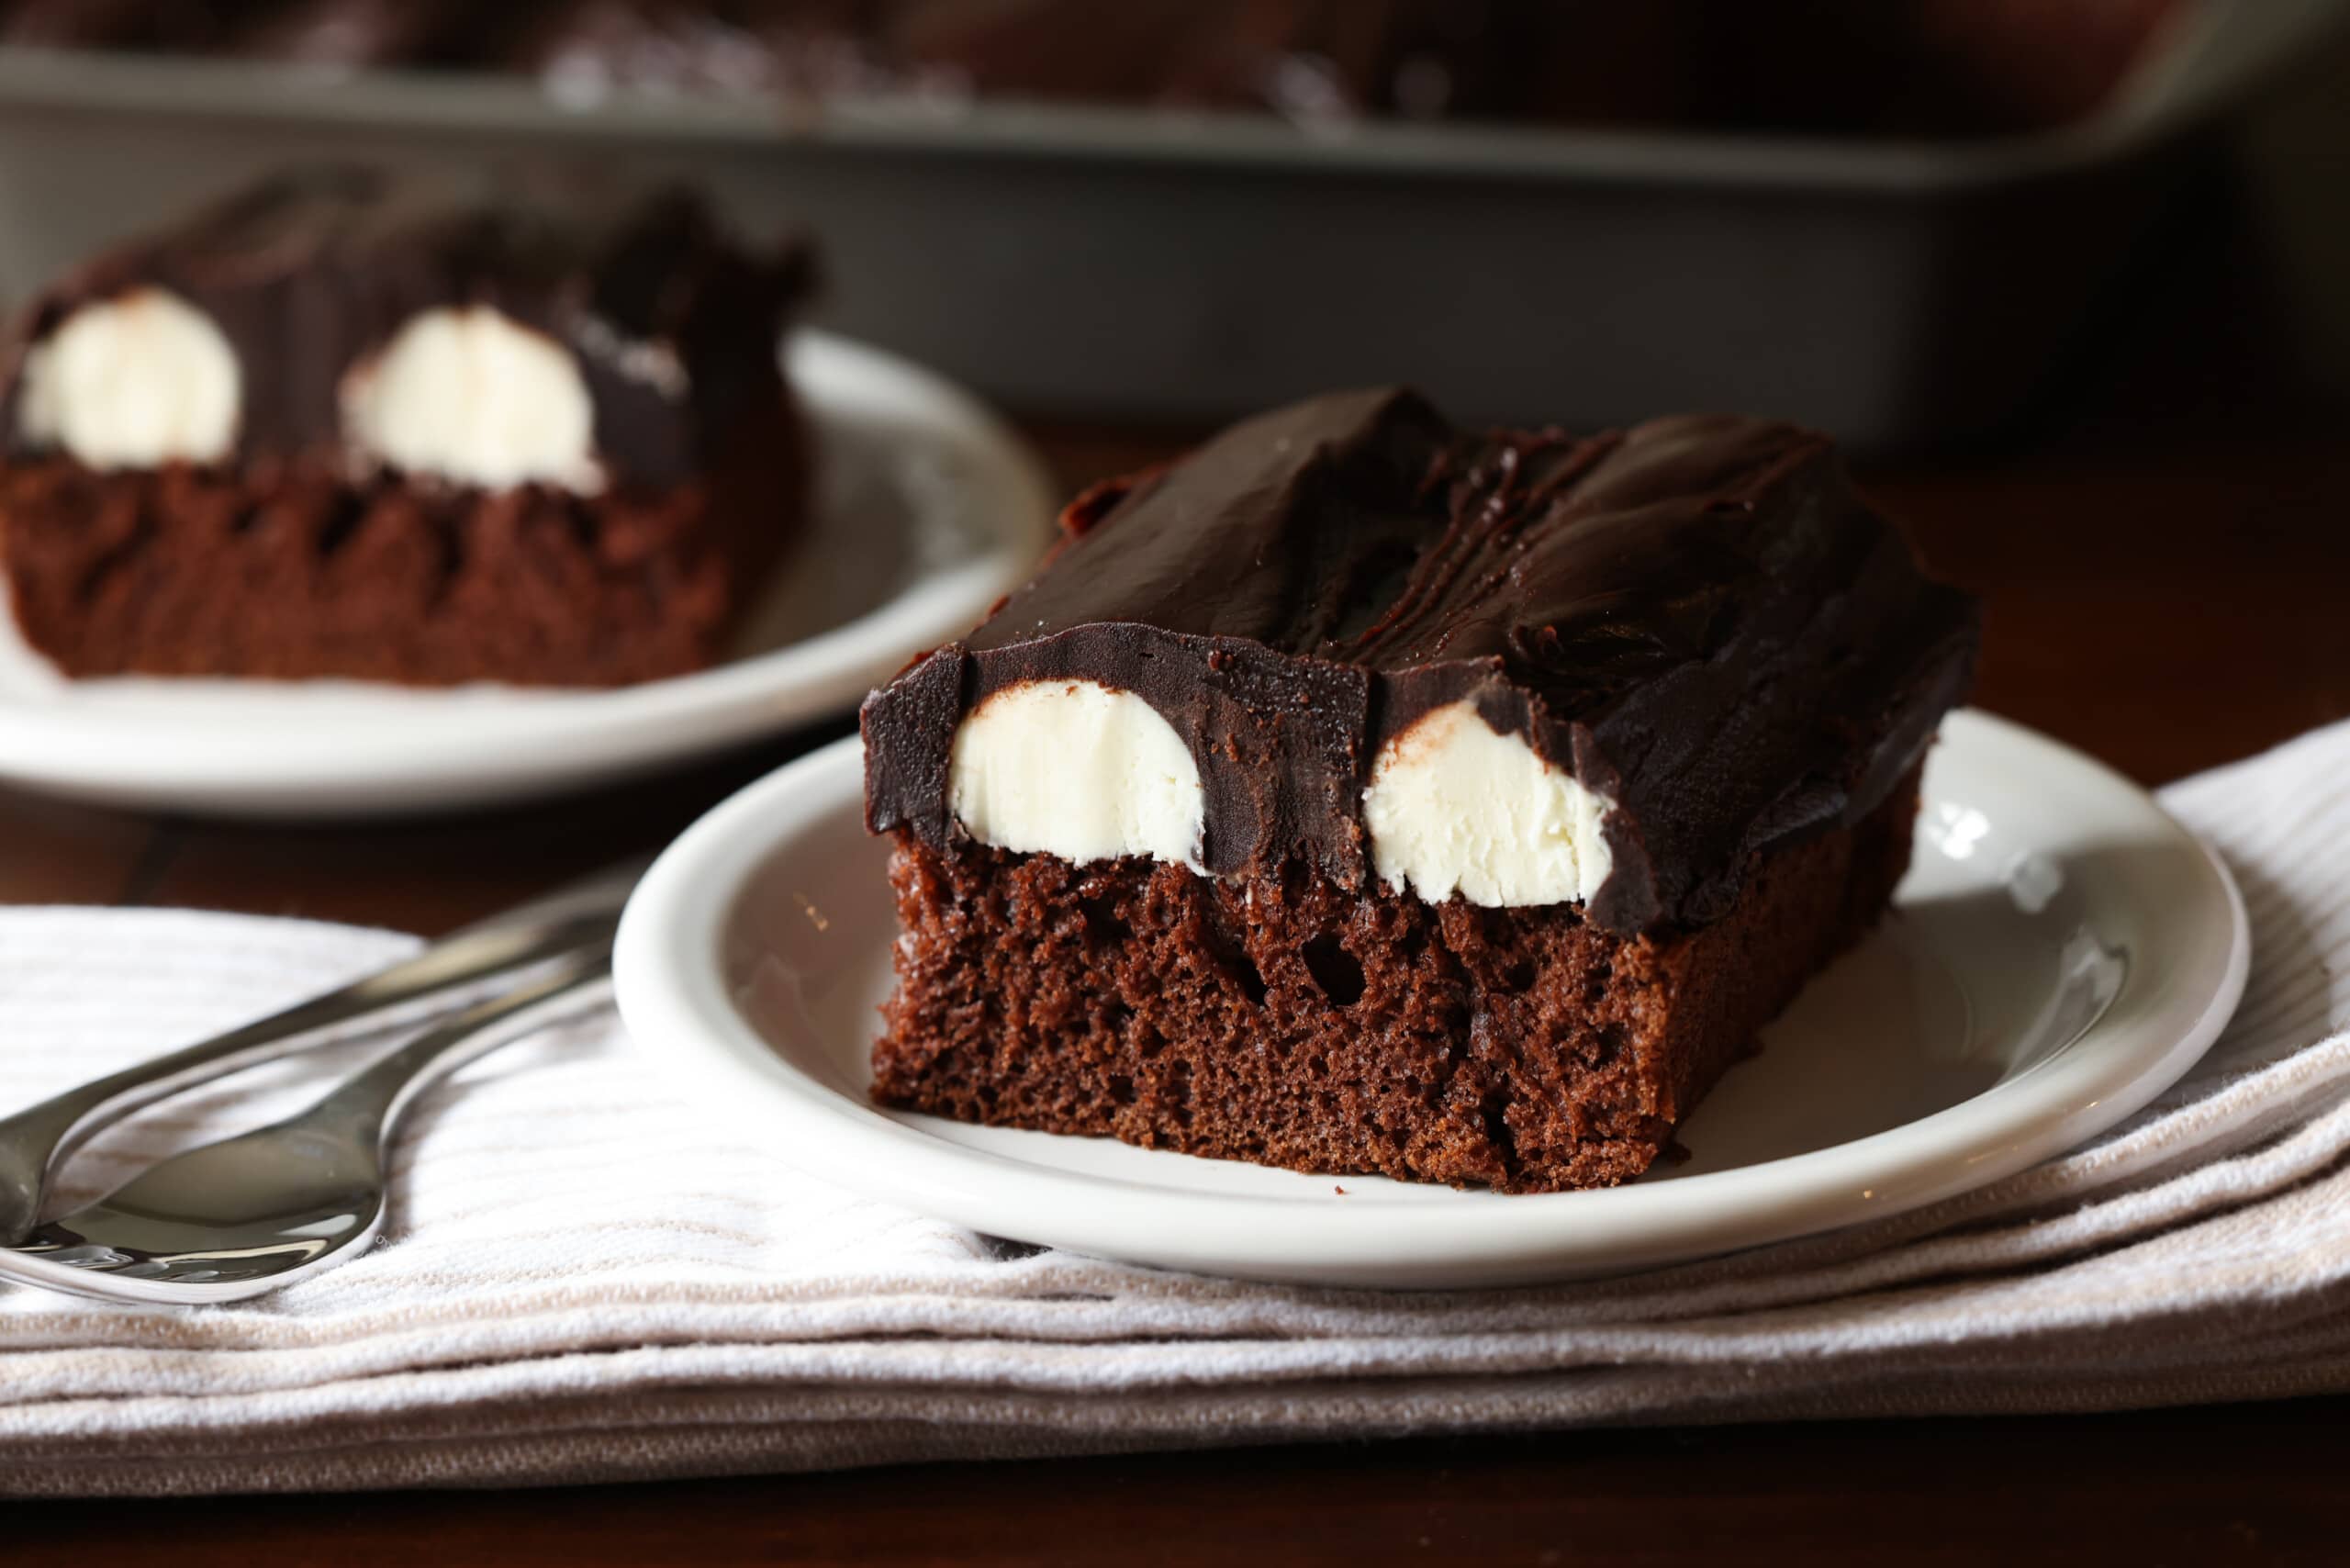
<box><xmin>0</xmin><ymin>719</ymin><xmax>2344</xmax><ymax>1498</ymax></box>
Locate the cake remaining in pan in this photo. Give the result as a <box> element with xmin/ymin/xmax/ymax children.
<box><xmin>861</xmin><ymin>388</ymin><xmax>1978</xmax><ymax>1192</ymax></box>
<box><xmin>0</xmin><ymin>166</ymin><xmax>813</xmax><ymax>686</ymax></box>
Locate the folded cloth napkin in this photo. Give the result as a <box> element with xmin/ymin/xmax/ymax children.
<box><xmin>4</xmin><ymin>720</ymin><xmax>2348</xmax><ymax>1499</ymax></box>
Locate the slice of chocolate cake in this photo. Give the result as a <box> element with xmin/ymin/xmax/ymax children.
<box><xmin>861</xmin><ymin>389</ymin><xmax>1978</xmax><ymax>1193</ymax></box>
<box><xmin>0</xmin><ymin>166</ymin><xmax>813</xmax><ymax>686</ymax></box>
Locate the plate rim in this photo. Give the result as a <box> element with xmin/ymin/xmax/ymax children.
<box><xmin>613</xmin><ymin>709</ymin><xmax>2251</xmax><ymax>1289</ymax></box>
<box><xmin>0</xmin><ymin>330</ymin><xmax>1058</xmax><ymax>815</ymax></box>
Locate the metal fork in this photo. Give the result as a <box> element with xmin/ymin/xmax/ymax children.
<box><xmin>0</xmin><ymin>942</ymin><xmax>614</xmax><ymax>1305</ymax></box>
<box><xmin>0</xmin><ymin>858</ymin><xmax>643</xmax><ymax>1247</ymax></box>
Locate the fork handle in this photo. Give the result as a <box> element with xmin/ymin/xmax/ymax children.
<box><xmin>0</xmin><ymin>908</ymin><xmax>622</xmax><ymax>1243</ymax></box>
<box><xmin>307</xmin><ymin>942</ymin><xmax>617</xmax><ymax>1148</ymax></box>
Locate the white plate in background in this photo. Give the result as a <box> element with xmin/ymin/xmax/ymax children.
<box><xmin>0</xmin><ymin>330</ymin><xmax>1056</xmax><ymax>817</ymax></box>
<box><xmin>615</xmin><ymin>710</ymin><xmax>2249</xmax><ymax>1290</ymax></box>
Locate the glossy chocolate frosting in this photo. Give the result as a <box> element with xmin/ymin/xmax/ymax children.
<box><xmin>0</xmin><ymin>165</ymin><xmax>815</xmax><ymax>490</ymax></box>
<box><xmin>864</xmin><ymin>387</ymin><xmax>1977</xmax><ymax>935</ymax></box>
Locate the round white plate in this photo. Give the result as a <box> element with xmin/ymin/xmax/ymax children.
<box><xmin>0</xmin><ymin>331</ymin><xmax>1057</xmax><ymax>817</ymax></box>
<box><xmin>614</xmin><ymin>710</ymin><xmax>2249</xmax><ymax>1290</ymax></box>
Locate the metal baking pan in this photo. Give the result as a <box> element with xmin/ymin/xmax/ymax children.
<box><xmin>0</xmin><ymin>0</ymin><xmax>2336</xmax><ymax>452</ymax></box>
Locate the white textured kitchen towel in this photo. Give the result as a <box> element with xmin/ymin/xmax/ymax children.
<box><xmin>3</xmin><ymin>722</ymin><xmax>2347</xmax><ymax>1498</ymax></box>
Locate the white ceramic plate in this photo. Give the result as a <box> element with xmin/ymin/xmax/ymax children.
<box><xmin>0</xmin><ymin>330</ymin><xmax>1057</xmax><ymax>817</ymax></box>
<box><xmin>614</xmin><ymin>710</ymin><xmax>2249</xmax><ymax>1290</ymax></box>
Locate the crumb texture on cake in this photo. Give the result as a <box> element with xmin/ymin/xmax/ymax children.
<box><xmin>0</xmin><ymin>400</ymin><xmax>800</xmax><ymax>686</ymax></box>
<box><xmin>873</xmin><ymin>767</ymin><xmax>1920</xmax><ymax>1193</ymax></box>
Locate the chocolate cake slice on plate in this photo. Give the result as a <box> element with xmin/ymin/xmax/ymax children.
<box><xmin>0</xmin><ymin>166</ymin><xmax>813</xmax><ymax>686</ymax></box>
<box><xmin>862</xmin><ymin>388</ymin><xmax>1978</xmax><ymax>1193</ymax></box>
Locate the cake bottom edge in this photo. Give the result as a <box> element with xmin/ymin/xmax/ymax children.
<box><xmin>871</xmin><ymin>763</ymin><xmax>1924</xmax><ymax>1194</ymax></box>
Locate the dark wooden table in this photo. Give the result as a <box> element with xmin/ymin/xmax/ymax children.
<box><xmin>14</xmin><ymin>168</ymin><xmax>2350</xmax><ymax>1563</ymax></box>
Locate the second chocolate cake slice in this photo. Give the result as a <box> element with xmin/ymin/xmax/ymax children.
<box><xmin>863</xmin><ymin>389</ymin><xmax>1977</xmax><ymax>1193</ymax></box>
<box><xmin>0</xmin><ymin>166</ymin><xmax>813</xmax><ymax>687</ymax></box>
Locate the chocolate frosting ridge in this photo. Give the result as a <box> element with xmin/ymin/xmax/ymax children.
<box><xmin>865</xmin><ymin>387</ymin><xmax>1978</xmax><ymax>935</ymax></box>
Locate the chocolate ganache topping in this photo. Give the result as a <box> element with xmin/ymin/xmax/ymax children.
<box><xmin>863</xmin><ymin>387</ymin><xmax>1978</xmax><ymax>935</ymax></box>
<box><xmin>0</xmin><ymin>166</ymin><xmax>815</xmax><ymax>490</ymax></box>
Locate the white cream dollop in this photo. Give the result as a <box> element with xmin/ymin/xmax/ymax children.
<box><xmin>341</xmin><ymin>306</ymin><xmax>600</xmax><ymax>493</ymax></box>
<box><xmin>1362</xmin><ymin>700</ymin><xmax>1615</xmax><ymax>908</ymax></box>
<box><xmin>947</xmin><ymin>678</ymin><xmax>1204</xmax><ymax>869</ymax></box>
<box><xmin>17</xmin><ymin>288</ymin><xmax>241</xmax><ymax>469</ymax></box>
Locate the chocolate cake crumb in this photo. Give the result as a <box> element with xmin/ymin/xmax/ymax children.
<box><xmin>0</xmin><ymin>397</ymin><xmax>802</xmax><ymax>685</ymax></box>
<box><xmin>874</xmin><ymin>767</ymin><xmax>1921</xmax><ymax>1193</ymax></box>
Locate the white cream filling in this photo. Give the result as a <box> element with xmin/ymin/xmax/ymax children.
<box><xmin>1362</xmin><ymin>700</ymin><xmax>1615</xmax><ymax>908</ymax></box>
<box><xmin>17</xmin><ymin>288</ymin><xmax>241</xmax><ymax>469</ymax></box>
<box><xmin>341</xmin><ymin>306</ymin><xmax>600</xmax><ymax>493</ymax></box>
<box><xmin>947</xmin><ymin>678</ymin><xmax>1204</xmax><ymax>869</ymax></box>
